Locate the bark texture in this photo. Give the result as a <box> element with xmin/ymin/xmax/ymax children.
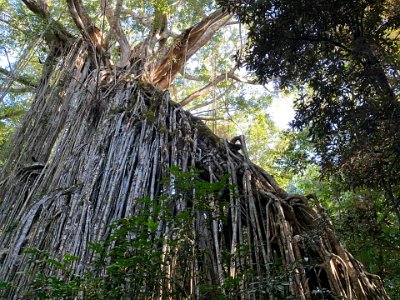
<box><xmin>0</xmin><ymin>41</ymin><xmax>389</xmax><ymax>299</ymax></box>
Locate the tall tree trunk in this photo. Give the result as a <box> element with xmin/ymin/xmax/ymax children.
<box><xmin>0</xmin><ymin>40</ymin><xmax>389</xmax><ymax>299</ymax></box>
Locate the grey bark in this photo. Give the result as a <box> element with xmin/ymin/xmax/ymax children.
<box><xmin>0</xmin><ymin>39</ymin><xmax>389</xmax><ymax>299</ymax></box>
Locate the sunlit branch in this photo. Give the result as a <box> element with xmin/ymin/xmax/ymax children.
<box><xmin>180</xmin><ymin>68</ymin><xmax>235</xmax><ymax>106</ymax></box>
<box><xmin>151</xmin><ymin>8</ymin><xmax>231</xmax><ymax>89</ymax></box>
<box><xmin>101</xmin><ymin>0</ymin><xmax>130</xmax><ymax>67</ymax></box>
<box><xmin>66</xmin><ymin>0</ymin><xmax>103</xmax><ymax>49</ymax></box>
<box><xmin>228</xmin><ymin>73</ymin><xmax>259</xmax><ymax>85</ymax></box>
<box><xmin>179</xmin><ymin>72</ymin><xmax>204</xmax><ymax>82</ymax></box>
<box><xmin>185</xmin><ymin>14</ymin><xmax>231</xmax><ymax>59</ymax></box>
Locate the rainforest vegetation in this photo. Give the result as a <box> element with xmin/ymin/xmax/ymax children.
<box><xmin>0</xmin><ymin>0</ymin><xmax>398</xmax><ymax>298</ymax></box>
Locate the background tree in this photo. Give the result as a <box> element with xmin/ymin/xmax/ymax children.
<box><xmin>220</xmin><ymin>0</ymin><xmax>400</xmax><ymax>222</ymax></box>
<box><xmin>0</xmin><ymin>0</ymin><xmax>390</xmax><ymax>298</ymax></box>
<box><xmin>218</xmin><ymin>0</ymin><xmax>400</xmax><ymax>292</ymax></box>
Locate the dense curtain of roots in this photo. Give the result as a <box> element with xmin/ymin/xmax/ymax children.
<box><xmin>0</xmin><ymin>41</ymin><xmax>389</xmax><ymax>299</ymax></box>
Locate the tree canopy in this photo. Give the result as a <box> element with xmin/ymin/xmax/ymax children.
<box><xmin>221</xmin><ymin>0</ymin><xmax>400</xmax><ymax>221</ymax></box>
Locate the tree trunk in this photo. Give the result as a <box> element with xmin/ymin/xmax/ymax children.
<box><xmin>0</xmin><ymin>40</ymin><xmax>389</xmax><ymax>299</ymax></box>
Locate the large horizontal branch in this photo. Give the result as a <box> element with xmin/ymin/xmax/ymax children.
<box><xmin>179</xmin><ymin>72</ymin><xmax>204</xmax><ymax>82</ymax></box>
<box><xmin>187</xmin><ymin>92</ymin><xmax>225</xmax><ymax>112</ymax></box>
<box><xmin>0</xmin><ymin>67</ymin><xmax>38</xmax><ymax>88</ymax></box>
<box><xmin>151</xmin><ymin>8</ymin><xmax>230</xmax><ymax>90</ymax></box>
<box><xmin>179</xmin><ymin>68</ymin><xmax>260</xmax><ymax>107</ymax></box>
<box><xmin>0</xmin><ymin>87</ymin><xmax>33</xmax><ymax>94</ymax></box>
<box><xmin>121</xmin><ymin>9</ymin><xmax>152</xmax><ymax>30</ymax></box>
<box><xmin>180</xmin><ymin>69</ymin><xmax>235</xmax><ymax>106</ymax></box>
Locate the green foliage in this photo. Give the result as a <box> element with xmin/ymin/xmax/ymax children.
<box><xmin>246</xmin><ymin>119</ymin><xmax>313</xmax><ymax>187</ymax></box>
<box><xmin>221</xmin><ymin>0</ymin><xmax>400</xmax><ymax>217</ymax></box>
<box><xmin>260</xmin><ymin>127</ymin><xmax>400</xmax><ymax>298</ymax></box>
<box><xmin>0</xmin><ymin>281</ymin><xmax>9</xmax><ymax>291</ymax></box>
<box><xmin>0</xmin><ymin>101</ymin><xmax>29</xmax><ymax>166</ymax></box>
<box><xmin>334</xmin><ymin>193</ymin><xmax>400</xmax><ymax>299</ymax></box>
<box><xmin>221</xmin><ymin>5</ymin><xmax>400</xmax><ymax>294</ymax></box>
<box><xmin>245</xmin><ymin>111</ymin><xmax>284</xmax><ymax>180</ymax></box>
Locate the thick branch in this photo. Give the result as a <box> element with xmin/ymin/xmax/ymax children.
<box><xmin>185</xmin><ymin>17</ymin><xmax>231</xmax><ymax>60</ymax></box>
<box><xmin>21</xmin><ymin>0</ymin><xmax>49</xmax><ymax>18</ymax></box>
<box><xmin>0</xmin><ymin>87</ymin><xmax>32</xmax><ymax>94</ymax></box>
<box><xmin>228</xmin><ymin>73</ymin><xmax>259</xmax><ymax>85</ymax></box>
<box><xmin>21</xmin><ymin>0</ymin><xmax>74</xmax><ymax>44</ymax></box>
<box><xmin>66</xmin><ymin>0</ymin><xmax>103</xmax><ymax>49</ymax></box>
<box><xmin>180</xmin><ymin>69</ymin><xmax>235</xmax><ymax>106</ymax></box>
<box><xmin>179</xmin><ymin>68</ymin><xmax>259</xmax><ymax>107</ymax></box>
<box><xmin>0</xmin><ymin>67</ymin><xmax>38</xmax><ymax>88</ymax></box>
<box><xmin>151</xmin><ymin>9</ymin><xmax>230</xmax><ymax>90</ymax></box>
<box><xmin>354</xmin><ymin>38</ymin><xmax>396</xmax><ymax>102</ymax></box>
<box><xmin>101</xmin><ymin>0</ymin><xmax>130</xmax><ymax>67</ymax></box>
<box><xmin>179</xmin><ymin>72</ymin><xmax>204</xmax><ymax>82</ymax></box>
